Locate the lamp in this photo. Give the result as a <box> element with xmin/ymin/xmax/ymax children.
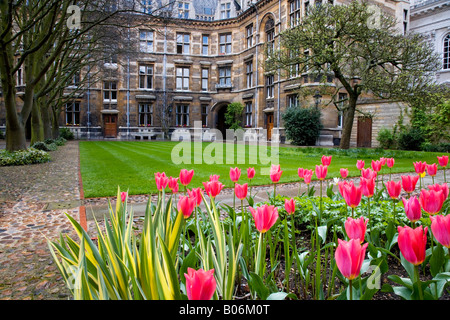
<box><xmin>313</xmin><ymin>90</ymin><xmax>322</xmax><ymax>108</ymax></box>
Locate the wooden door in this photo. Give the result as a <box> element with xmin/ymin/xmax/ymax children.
<box><xmin>104</xmin><ymin>114</ymin><xmax>117</xmax><ymax>138</ymax></box>
<box><xmin>267</xmin><ymin>113</ymin><xmax>274</xmax><ymax>140</ymax></box>
<box><xmin>357</xmin><ymin>116</ymin><xmax>372</xmax><ymax>148</ymax></box>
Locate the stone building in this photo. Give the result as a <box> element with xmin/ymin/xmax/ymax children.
<box><xmin>0</xmin><ymin>0</ymin><xmax>412</xmax><ymax>147</ymax></box>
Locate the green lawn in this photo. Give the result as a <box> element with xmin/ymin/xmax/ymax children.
<box><xmin>79</xmin><ymin>141</ymin><xmax>445</xmax><ymax>198</ymax></box>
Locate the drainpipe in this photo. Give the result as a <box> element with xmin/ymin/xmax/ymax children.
<box><xmin>163</xmin><ymin>25</ymin><xmax>168</xmax><ymax>138</ymax></box>
<box><xmin>250</xmin><ymin>2</ymin><xmax>259</xmax><ymax>133</ymax></box>
<box><xmin>277</xmin><ymin>0</ymin><xmax>281</xmax><ymax>134</ymax></box>
<box><xmin>126</xmin><ymin>27</ymin><xmax>131</xmax><ymax>140</ymax></box>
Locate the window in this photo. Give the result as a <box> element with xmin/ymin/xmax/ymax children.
<box><xmin>16</xmin><ymin>65</ymin><xmax>24</xmax><ymax>87</ymax></box>
<box><xmin>246</xmin><ymin>61</ymin><xmax>253</xmax><ymax>88</ymax></box>
<box><xmin>178</xmin><ymin>1</ymin><xmax>189</xmax><ymax>19</ymax></box>
<box><xmin>140</xmin><ymin>30</ymin><xmax>154</xmax><ymax>53</ymax></box>
<box><xmin>176</xmin><ymin>67</ymin><xmax>190</xmax><ymax>90</ymax></box>
<box><xmin>103</xmin><ymin>81</ymin><xmax>117</xmax><ymax>102</ymax></box>
<box><xmin>219</xmin><ymin>66</ymin><xmax>231</xmax><ymax>86</ymax></box>
<box><xmin>66</xmin><ymin>102</ymin><xmax>80</xmax><ymax>125</ymax></box>
<box><xmin>139</xmin><ymin>65</ymin><xmax>153</xmax><ymax>89</ymax></box>
<box><xmin>287</xmin><ymin>94</ymin><xmax>299</xmax><ymax>108</ymax></box>
<box><xmin>304</xmin><ymin>0</ymin><xmax>310</xmax><ymax>16</ymax></box>
<box><xmin>289</xmin><ymin>0</ymin><xmax>301</xmax><ymax>27</ymax></box>
<box><xmin>220</xmin><ymin>2</ymin><xmax>231</xmax><ymax>19</ymax></box>
<box><xmin>201</xmin><ymin>68</ymin><xmax>209</xmax><ymax>91</ymax></box>
<box><xmin>141</xmin><ymin>0</ymin><xmax>152</xmax><ymax>14</ymax></box>
<box><xmin>202</xmin><ymin>35</ymin><xmax>209</xmax><ymax>55</ymax></box>
<box><xmin>246</xmin><ymin>24</ymin><xmax>253</xmax><ymax>48</ymax></box>
<box><xmin>245</xmin><ymin>102</ymin><xmax>252</xmax><ymax>127</ymax></box>
<box><xmin>444</xmin><ymin>34</ymin><xmax>450</xmax><ymax>70</ymax></box>
<box><xmin>403</xmin><ymin>10</ymin><xmax>408</xmax><ymax>35</ymax></box>
<box><xmin>104</xmin><ymin>46</ymin><xmax>118</xmax><ymax>64</ymax></box>
<box><xmin>201</xmin><ymin>104</ymin><xmax>208</xmax><ymax>127</ymax></box>
<box><xmin>72</xmin><ymin>71</ymin><xmax>81</xmax><ymax>86</ymax></box>
<box><xmin>219</xmin><ymin>33</ymin><xmax>232</xmax><ymax>54</ymax></box>
<box><xmin>337</xmin><ymin>93</ymin><xmax>347</xmax><ymax>128</ymax></box>
<box><xmin>265</xmin><ymin>18</ymin><xmax>275</xmax><ymax>54</ymax></box>
<box><xmin>176</xmin><ymin>105</ymin><xmax>190</xmax><ymax>126</ymax></box>
<box><xmin>177</xmin><ymin>33</ymin><xmax>190</xmax><ymax>54</ymax></box>
<box><xmin>139</xmin><ymin>104</ymin><xmax>153</xmax><ymax>126</ymax></box>
<box><xmin>266</xmin><ymin>75</ymin><xmax>274</xmax><ymax>98</ymax></box>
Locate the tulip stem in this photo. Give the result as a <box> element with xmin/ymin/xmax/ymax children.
<box><xmin>349</xmin><ymin>280</ymin><xmax>353</xmax><ymax>301</ymax></box>
<box><xmin>273</xmin><ymin>183</ymin><xmax>277</xmax><ymax>200</ymax></box>
<box><xmin>414</xmin><ymin>265</ymin><xmax>424</xmax><ymax>300</ymax></box>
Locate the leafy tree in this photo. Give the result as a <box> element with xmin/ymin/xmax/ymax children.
<box><xmin>282</xmin><ymin>106</ymin><xmax>322</xmax><ymax>146</ymax></box>
<box><xmin>225</xmin><ymin>102</ymin><xmax>244</xmax><ymax>130</ymax></box>
<box><xmin>265</xmin><ymin>1</ymin><xmax>440</xmax><ymax>149</ymax></box>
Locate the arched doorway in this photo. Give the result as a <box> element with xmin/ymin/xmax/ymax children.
<box><xmin>212</xmin><ymin>102</ymin><xmax>230</xmax><ymax>137</ymax></box>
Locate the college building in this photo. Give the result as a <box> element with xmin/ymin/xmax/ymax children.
<box><xmin>0</xmin><ymin>0</ymin><xmax>413</xmax><ymax>147</ymax></box>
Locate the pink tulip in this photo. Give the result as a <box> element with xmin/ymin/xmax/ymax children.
<box><xmin>203</xmin><ymin>180</ymin><xmax>224</xmax><ymax>199</ymax></box>
<box><xmin>120</xmin><ymin>191</ymin><xmax>128</xmax><ymax>203</ymax></box>
<box><xmin>303</xmin><ymin>172</ymin><xmax>313</xmax><ymax>185</ymax></box>
<box><xmin>402</xmin><ymin>196</ymin><xmax>422</xmax><ymax>223</ymax></box>
<box><xmin>430</xmin><ymin>215</ymin><xmax>450</xmax><ymax>248</ymax></box>
<box><xmin>401</xmin><ymin>175</ymin><xmax>419</xmax><ymax>194</ymax></box>
<box><xmin>178</xmin><ymin>195</ymin><xmax>196</xmax><ymax>219</ymax></box>
<box><xmin>209</xmin><ymin>174</ymin><xmax>220</xmax><ymax>182</ymax></box>
<box><xmin>184</xmin><ymin>268</ymin><xmax>216</xmax><ymax>300</ymax></box>
<box><xmin>340</xmin><ymin>168</ymin><xmax>349</xmax><ymax>179</ymax></box>
<box><xmin>339</xmin><ymin>180</ymin><xmax>362</xmax><ymax>209</ymax></box>
<box><xmin>249</xmin><ymin>204</ymin><xmax>279</xmax><ymax>233</ymax></box>
<box><xmin>371</xmin><ymin>160</ymin><xmax>382</xmax><ymax>173</ymax></box>
<box><xmin>335</xmin><ymin>239</ymin><xmax>368</xmax><ymax>280</ymax></box>
<box><xmin>269</xmin><ymin>164</ymin><xmax>283</xmax><ymax>183</ymax></box>
<box><xmin>438</xmin><ymin>155</ymin><xmax>448</xmax><ymax>168</ymax></box>
<box><xmin>179</xmin><ymin>169</ymin><xmax>194</xmax><ymax>187</ymax></box>
<box><xmin>413</xmin><ymin>161</ymin><xmax>427</xmax><ymax>175</ymax></box>
<box><xmin>247</xmin><ymin>167</ymin><xmax>255</xmax><ymax>180</ymax></box>
<box><xmin>284</xmin><ymin>198</ymin><xmax>295</xmax><ymax>215</ymax></box>
<box><xmin>360</xmin><ymin>177</ymin><xmax>375</xmax><ymax>198</ymax></box>
<box><xmin>168</xmin><ymin>177</ymin><xmax>179</xmax><ymax>193</ymax></box>
<box><xmin>230</xmin><ymin>167</ymin><xmax>241</xmax><ymax>183</ymax></box>
<box><xmin>321</xmin><ymin>155</ymin><xmax>332</xmax><ymax>166</ymax></box>
<box><xmin>385</xmin><ymin>180</ymin><xmax>402</xmax><ymax>200</ymax></box>
<box><xmin>397</xmin><ymin>225</ymin><xmax>427</xmax><ymax>266</ymax></box>
<box><xmin>428</xmin><ymin>183</ymin><xmax>449</xmax><ymax>200</ymax></box>
<box><xmin>315</xmin><ymin>164</ymin><xmax>328</xmax><ymax>180</ymax></box>
<box><xmin>380</xmin><ymin>157</ymin><xmax>387</xmax><ymax>166</ymax></box>
<box><xmin>298</xmin><ymin>168</ymin><xmax>305</xmax><ymax>179</ymax></box>
<box><xmin>387</xmin><ymin>158</ymin><xmax>395</xmax><ymax>168</ymax></box>
<box><xmin>188</xmin><ymin>187</ymin><xmax>203</xmax><ymax>207</ymax></box>
<box><xmin>361</xmin><ymin>168</ymin><xmax>377</xmax><ymax>180</ymax></box>
<box><xmin>356</xmin><ymin>160</ymin><xmax>365</xmax><ymax>170</ymax></box>
<box><xmin>426</xmin><ymin>163</ymin><xmax>438</xmax><ymax>177</ymax></box>
<box><xmin>235</xmin><ymin>183</ymin><xmax>248</xmax><ymax>200</ymax></box>
<box><xmin>345</xmin><ymin>217</ymin><xmax>368</xmax><ymax>243</ymax></box>
<box><xmin>419</xmin><ymin>189</ymin><xmax>445</xmax><ymax>215</ymax></box>
<box><xmin>155</xmin><ymin>172</ymin><xmax>169</xmax><ymax>191</ymax></box>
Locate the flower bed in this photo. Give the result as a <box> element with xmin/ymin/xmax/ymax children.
<box><xmin>0</xmin><ymin>147</ymin><xmax>50</xmax><ymax>166</ymax></box>
<box><xmin>49</xmin><ymin>155</ymin><xmax>450</xmax><ymax>300</ymax></box>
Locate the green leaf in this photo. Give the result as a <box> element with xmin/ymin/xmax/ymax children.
<box><xmin>267</xmin><ymin>292</ymin><xmax>297</xmax><ymax>300</ymax></box>
<box><xmin>317</xmin><ymin>225</ymin><xmax>327</xmax><ymax>244</ymax></box>
<box><xmin>430</xmin><ymin>243</ymin><xmax>445</xmax><ymax>277</ymax></box>
<box><xmin>248</xmin><ymin>272</ymin><xmax>270</xmax><ymax>300</ymax></box>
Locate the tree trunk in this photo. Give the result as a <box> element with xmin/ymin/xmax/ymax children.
<box><xmin>4</xmin><ymin>87</ymin><xmax>27</xmax><ymax>151</ymax></box>
<box><xmin>339</xmin><ymin>96</ymin><xmax>358</xmax><ymax>150</ymax></box>
<box><xmin>30</xmin><ymin>98</ymin><xmax>44</xmax><ymax>145</ymax></box>
<box><xmin>40</xmin><ymin>98</ymin><xmax>53</xmax><ymax>140</ymax></box>
<box><xmin>51</xmin><ymin>106</ymin><xmax>60</xmax><ymax>139</ymax></box>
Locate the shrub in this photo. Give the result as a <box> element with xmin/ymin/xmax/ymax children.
<box><xmin>55</xmin><ymin>137</ymin><xmax>67</xmax><ymax>146</ymax></box>
<box><xmin>282</xmin><ymin>106</ymin><xmax>322</xmax><ymax>146</ymax></box>
<box><xmin>0</xmin><ymin>148</ymin><xmax>50</xmax><ymax>166</ymax></box>
<box><xmin>60</xmin><ymin>127</ymin><xmax>74</xmax><ymax>140</ymax></box>
<box><xmin>31</xmin><ymin>141</ymin><xmax>58</xmax><ymax>151</ymax></box>
<box><xmin>0</xmin><ymin>130</ymin><xmax>4</xmax><ymax>140</ymax></box>
<box><xmin>397</xmin><ymin>127</ymin><xmax>426</xmax><ymax>151</ymax></box>
<box><xmin>377</xmin><ymin>128</ymin><xmax>397</xmax><ymax>149</ymax></box>
<box><xmin>420</xmin><ymin>142</ymin><xmax>450</xmax><ymax>153</ymax></box>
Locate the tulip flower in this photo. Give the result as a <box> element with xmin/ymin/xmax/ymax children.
<box><xmin>298</xmin><ymin>167</ymin><xmax>305</xmax><ymax>179</ymax></box>
<box><xmin>249</xmin><ymin>204</ymin><xmax>279</xmax><ymax>233</ymax></box>
<box><xmin>401</xmin><ymin>175</ymin><xmax>419</xmax><ymax>195</ymax></box>
<box><xmin>284</xmin><ymin>198</ymin><xmax>295</xmax><ymax>215</ymax></box>
<box><xmin>438</xmin><ymin>155</ymin><xmax>448</xmax><ymax>183</ymax></box>
<box><xmin>428</xmin><ymin>183</ymin><xmax>449</xmax><ymax>200</ymax></box>
<box><xmin>387</xmin><ymin>158</ymin><xmax>395</xmax><ymax>168</ymax></box>
<box><xmin>209</xmin><ymin>174</ymin><xmax>220</xmax><ymax>182</ymax></box>
<box><xmin>155</xmin><ymin>172</ymin><xmax>169</xmax><ymax>191</ymax></box>
<box><xmin>321</xmin><ymin>155</ymin><xmax>332</xmax><ymax>166</ymax></box>
<box><xmin>371</xmin><ymin>160</ymin><xmax>382</xmax><ymax>173</ymax></box>
<box><xmin>203</xmin><ymin>180</ymin><xmax>224</xmax><ymax>199</ymax></box>
<box><xmin>397</xmin><ymin>225</ymin><xmax>427</xmax><ymax>299</ymax></box>
<box><xmin>315</xmin><ymin>164</ymin><xmax>328</xmax><ymax>180</ymax></box>
<box><xmin>188</xmin><ymin>187</ymin><xmax>203</xmax><ymax>207</ymax></box>
<box><xmin>178</xmin><ymin>195</ymin><xmax>196</xmax><ymax>219</ymax></box>
<box><xmin>235</xmin><ymin>183</ymin><xmax>248</xmax><ymax>200</ymax></box>
<box><xmin>184</xmin><ymin>268</ymin><xmax>216</xmax><ymax>300</ymax></box>
<box><xmin>303</xmin><ymin>171</ymin><xmax>313</xmax><ymax>193</ymax></box>
<box><xmin>426</xmin><ymin>163</ymin><xmax>438</xmax><ymax>184</ymax></box>
<box><xmin>168</xmin><ymin>177</ymin><xmax>179</xmax><ymax>193</ymax></box>
<box><xmin>340</xmin><ymin>168</ymin><xmax>349</xmax><ymax>179</ymax></box>
<box><xmin>230</xmin><ymin>167</ymin><xmax>241</xmax><ymax>183</ymax></box>
<box><xmin>361</xmin><ymin>167</ymin><xmax>377</xmax><ymax>180</ymax></box>
<box><xmin>179</xmin><ymin>169</ymin><xmax>194</xmax><ymax>187</ymax></box>
<box><xmin>360</xmin><ymin>177</ymin><xmax>375</xmax><ymax>198</ymax></box>
<box><xmin>269</xmin><ymin>164</ymin><xmax>283</xmax><ymax>183</ymax></box>
<box><xmin>335</xmin><ymin>238</ymin><xmax>368</xmax><ymax>281</ymax></box>
<box><xmin>419</xmin><ymin>188</ymin><xmax>445</xmax><ymax>215</ymax></box>
<box><xmin>120</xmin><ymin>191</ymin><xmax>127</xmax><ymax>203</ymax></box>
<box><xmin>385</xmin><ymin>180</ymin><xmax>402</xmax><ymax>200</ymax></box>
<box><xmin>430</xmin><ymin>215</ymin><xmax>450</xmax><ymax>248</ymax></box>
<box><xmin>402</xmin><ymin>196</ymin><xmax>422</xmax><ymax>225</ymax></box>
<box><xmin>339</xmin><ymin>181</ymin><xmax>362</xmax><ymax>218</ymax></box>
<box><xmin>345</xmin><ymin>217</ymin><xmax>368</xmax><ymax>243</ymax></box>
<box><xmin>247</xmin><ymin>167</ymin><xmax>255</xmax><ymax>180</ymax></box>
<box><xmin>356</xmin><ymin>160</ymin><xmax>365</xmax><ymax>170</ymax></box>
<box><xmin>413</xmin><ymin>161</ymin><xmax>427</xmax><ymax>189</ymax></box>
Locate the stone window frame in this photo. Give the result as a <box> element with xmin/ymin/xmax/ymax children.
<box><xmin>139</xmin><ymin>64</ymin><xmax>154</xmax><ymax>89</ymax></box>
<box><xmin>65</xmin><ymin>101</ymin><xmax>81</xmax><ymax>126</ymax></box>
<box><xmin>139</xmin><ymin>30</ymin><xmax>154</xmax><ymax>53</ymax></box>
<box><xmin>176</xmin><ymin>66</ymin><xmax>190</xmax><ymax>91</ymax></box>
<box><xmin>176</xmin><ymin>104</ymin><xmax>190</xmax><ymax>126</ymax></box>
<box><xmin>219</xmin><ymin>33</ymin><xmax>232</xmax><ymax>54</ymax></box>
<box><xmin>138</xmin><ymin>103</ymin><xmax>154</xmax><ymax>126</ymax></box>
<box><xmin>443</xmin><ymin>33</ymin><xmax>450</xmax><ymax>70</ymax></box>
<box><xmin>176</xmin><ymin>33</ymin><xmax>190</xmax><ymax>54</ymax></box>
